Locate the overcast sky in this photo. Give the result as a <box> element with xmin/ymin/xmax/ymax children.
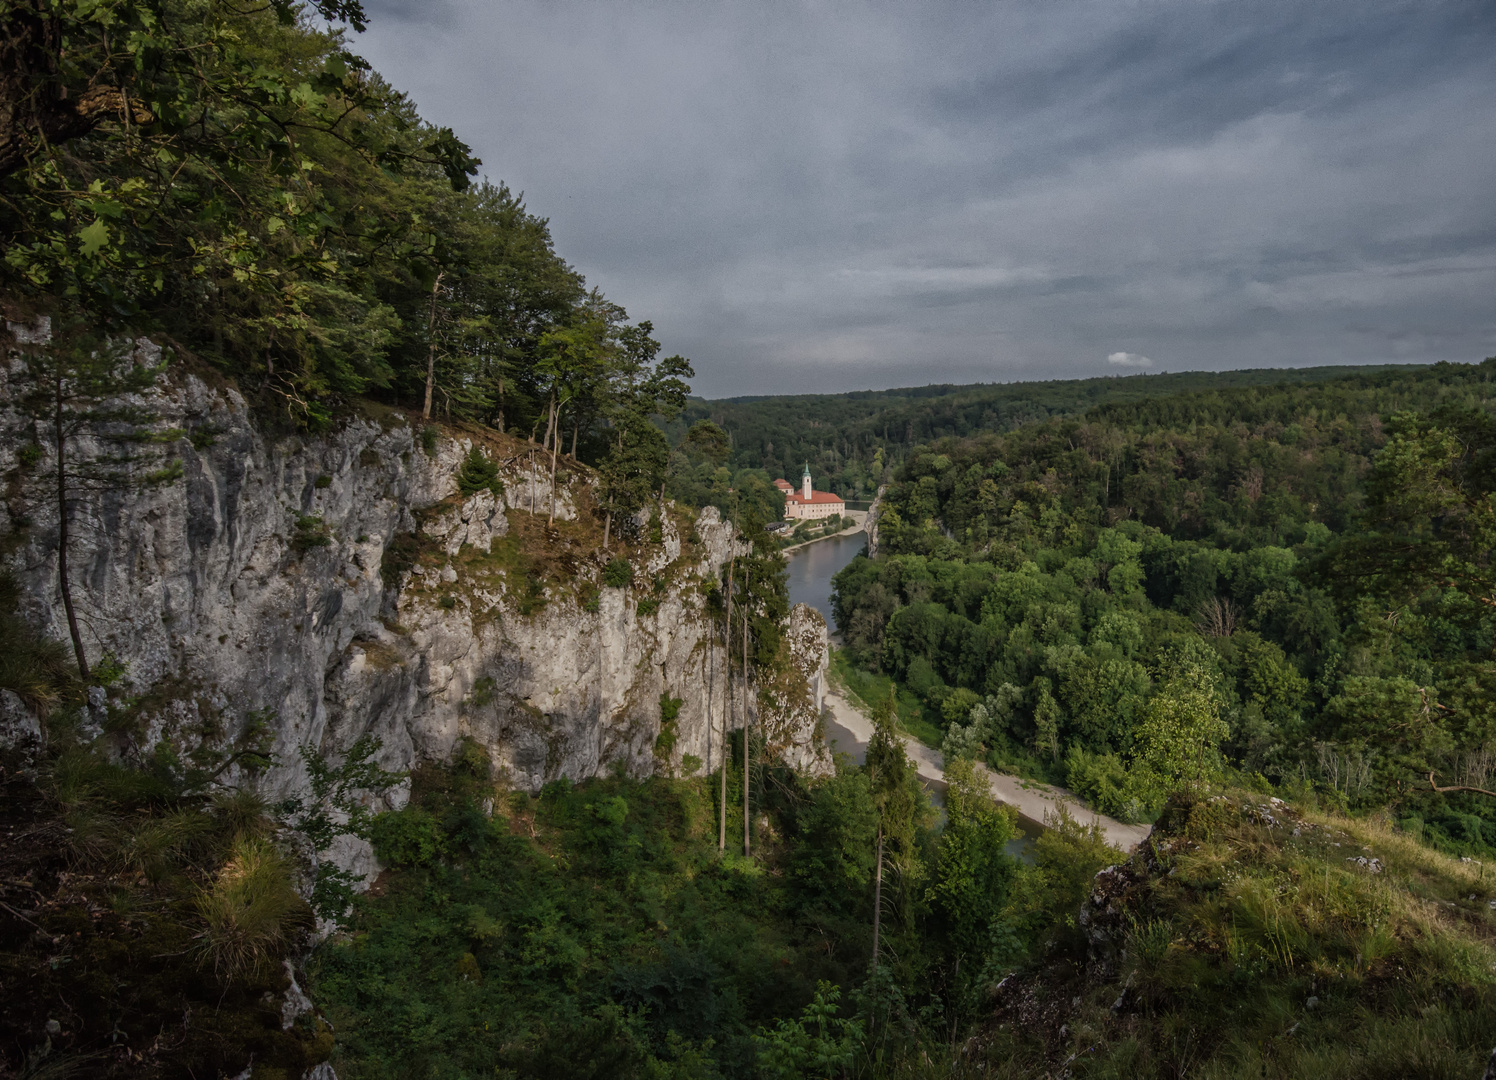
<box><xmin>354</xmin><ymin>0</ymin><xmax>1496</xmax><ymax>398</ymax></box>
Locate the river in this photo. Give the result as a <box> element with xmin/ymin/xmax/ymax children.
<box><xmin>785</xmin><ymin>528</ymin><xmax>867</xmax><ymax>631</ymax></box>
<box><xmin>783</xmin><ymin>529</ymin><xmax>1041</xmax><ymax>859</ymax></box>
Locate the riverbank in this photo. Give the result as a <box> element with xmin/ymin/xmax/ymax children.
<box><xmin>779</xmin><ymin>510</ymin><xmax>868</xmax><ymax>554</ymax></box>
<box><xmin>821</xmin><ymin>685</ymin><xmax>1151</xmax><ymax>851</ymax></box>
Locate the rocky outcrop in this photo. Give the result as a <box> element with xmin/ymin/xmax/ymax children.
<box><xmin>0</xmin><ymin>326</ymin><xmax>830</xmax><ymax>843</ymax></box>
<box><xmin>864</xmin><ymin>484</ymin><xmax>887</xmax><ymax>558</ymax></box>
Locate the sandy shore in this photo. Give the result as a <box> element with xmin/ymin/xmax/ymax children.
<box><xmin>821</xmin><ymin>686</ymin><xmax>1151</xmax><ymax>852</ymax></box>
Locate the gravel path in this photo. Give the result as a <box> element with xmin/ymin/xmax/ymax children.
<box><xmin>821</xmin><ymin>687</ymin><xmax>1151</xmax><ymax>852</ymax></box>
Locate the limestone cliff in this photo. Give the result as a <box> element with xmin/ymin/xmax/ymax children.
<box><xmin>0</xmin><ymin>327</ymin><xmax>831</xmax><ymax>845</ymax></box>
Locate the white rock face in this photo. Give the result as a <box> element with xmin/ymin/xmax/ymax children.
<box><xmin>0</xmin><ymin>345</ymin><xmax>829</xmax><ymax>832</ymax></box>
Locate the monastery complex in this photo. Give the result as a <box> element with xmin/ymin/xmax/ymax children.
<box><xmin>774</xmin><ymin>466</ymin><xmax>845</xmax><ymax>520</ymax></box>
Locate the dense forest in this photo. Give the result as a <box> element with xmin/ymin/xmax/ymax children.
<box><xmin>4</xmin><ymin>2</ymin><xmax>1496</xmax><ymax>1079</ymax></box>
<box><xmin>673</xmin><ymin>365</ymin><xmax>1417</xmax><ymax>503</ymax></box>
<box><xmin>833</xmin><ymin>360</ymin><xmax>1496</xmax><ymax>848</ymax></box>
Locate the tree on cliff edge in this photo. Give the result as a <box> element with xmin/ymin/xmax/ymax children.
<box><xmin>10</xmin><ymin>325</ymin><xmax>182</xmax><ymax>679</ymax></box>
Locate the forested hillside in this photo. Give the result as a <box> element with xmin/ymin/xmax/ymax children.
<box><xmin>674</xmin><ymin>365</ymin><xmax>1417</xmax><ymax>502</ymax></box>
<box><xmin>2</xmin><ymin>0</ymin><xmax>705</xmax><ymax>548</ymax></box>
<box><xmin>834</xmin><ymin>359</ymin><xmax>1496</xmax><ymax>848</ymax></box>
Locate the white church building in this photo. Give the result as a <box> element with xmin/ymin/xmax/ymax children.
<box><xmin>774</xmin><ymin>465</ymin><xmax>845</xmax><ymax>521</ymax></box>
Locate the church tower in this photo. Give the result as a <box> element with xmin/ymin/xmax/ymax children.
<box><xmin>802</xmin><ymin>463</ymin><xmax>812</xmax><ymax>501</ymax></box>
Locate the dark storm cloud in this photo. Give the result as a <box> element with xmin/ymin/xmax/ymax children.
<box><xmin>348</xmin><ymin>0</ymin><xmax>1496</xmax><ymax>396</ymax></box>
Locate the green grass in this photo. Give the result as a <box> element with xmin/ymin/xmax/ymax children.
<box><xmin>978</xmin><ymin>790</ymin><xmax>1496</xmax><ymax>1080</ymax></box>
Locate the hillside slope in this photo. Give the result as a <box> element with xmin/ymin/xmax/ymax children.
<box><xmin>976</xmin><ymin>791</ymin><xmax>1496</xmax><ymax>1079</ymax></box>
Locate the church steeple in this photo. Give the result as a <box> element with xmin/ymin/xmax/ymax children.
<box><xmin>802</xmin><ymin>462</ymin><xmax>812</xmax><ymax>501</ymax></box>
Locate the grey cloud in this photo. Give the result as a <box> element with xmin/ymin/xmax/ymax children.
<box><xmin>351</xmin><ymin>0</ymin><xmax>1496</xmax><ymax>396</ymax></box>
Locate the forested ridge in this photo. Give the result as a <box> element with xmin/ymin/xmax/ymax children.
<box><xmin>834</xmin><ymin>358</ymin><xmax>1496</xmax><ymax>844</ymax></box>
<box><xmin>674</xmin><ymin>364</ymin><xmax>1419</xmax><ymax>502</ymax></box>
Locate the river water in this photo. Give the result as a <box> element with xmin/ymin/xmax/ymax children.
<box><xmin>785</xmin><ymin>529</ymin><xmax>867</xmax><ymax>631</ymax></box>
<box><xmin>784</xmin><ymin>530</ymin><xmax>1039</xmax><ymax>860</ymax></box>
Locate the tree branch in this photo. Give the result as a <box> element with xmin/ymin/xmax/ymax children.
<box><xmin>1429</xmin><ymin>770</ymin><xmax>1496</xmax><ymax>799</ymax></box>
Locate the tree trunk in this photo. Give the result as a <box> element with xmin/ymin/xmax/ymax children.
<box><xmin>54</xmin><ymin>375</ymin><xmax>88</xmax><ymax>682</ymax></box>
<box><xmin>742</xmin><ymin>563</ymin><xmax>751</xmax><ymax>858</ymax></box>
<box><xmin>548</xmin><ymin>401</ymin><xmax>560</xmax><ymax>525</ymax></box>
<box><xmin>706</xmin><ymin>624</ymin><xmax>716</xmax><ymax>775</ymax></box>
<box><xmin>871</xmin><ymin>827</ymin><xmax>884</xmax><ymax>974</ymax></box>
<box><xmin>422</xmin><ymin>271</ymin><xmax>444</xmax><ymax>420</ymax></box>
<box><xmin>571</xmin><ymin>417</ymin><xmax>579</xmax><ymax>459</ymax></box>
<box><xmin>603</xmin><ymin>510</ymin><xmax>611</xmax><ymax>550</ymax></box>
<box><xmin>720</xmin><ymin>554</ymin><xmax>734</xmax><ymax>853</ymax></box>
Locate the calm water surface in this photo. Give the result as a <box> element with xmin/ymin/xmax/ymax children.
<box><xmin>786</xmin><ymin>530</ymin><xmax>867</xmax><ymax>631</ymax></box>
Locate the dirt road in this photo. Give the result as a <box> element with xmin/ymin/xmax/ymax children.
<box><xmin>821</xmin><ymin>687</ymin><xmax>1151</xmax><ymax>851</ymax></box>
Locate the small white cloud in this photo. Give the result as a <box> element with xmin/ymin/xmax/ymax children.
<box><xmin>1107</xmin><ymin>351</ymin><xmax>1154</xmax><ymax>368</ymax></box>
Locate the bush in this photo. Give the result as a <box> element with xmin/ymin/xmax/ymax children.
<box><xmin>291</xmin><ymin>513</ymin><xmax>332</xmax><ymax>554</ymax></box>
<box><xmin>603</xmin><ymin>557</ymin><xmax>634</xmax><ymax>588</ymax></box>
<box><xmin>457</xmin><ymin>446</ymin><xmax>504</xmax><ymax>499</ymax></box>
<box><xmin>370</xmin><ymin>807</ymin><xmax>446</xmax><ymax>868</ymax></box>
<box><xmin>1064</xmin><ymin>745</ymin><xmax>1146</xmax><ymax>822</ymax></box>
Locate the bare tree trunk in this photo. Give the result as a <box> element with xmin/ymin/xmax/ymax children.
<box><xmin>871</xmin><ymin>827</ymin><xmax>884</xmax><ymax>973</ymax></box>
<box><xmin>603</xmin><ymin>511</ymin><xmax>611</xmax><ymax>549</ymax></box>
<box><xmin>742</xmin><ymin>563</ymin><xmax>751</xmax><ymax>858</ymax></box>
<box><xmin>54</xmin><ymin>375</ymin><xmax>88</xmax><ymax>682</ymax></box>
<box><xmin>720</xmin><ymin>553</ymin><xmax>734</xmax><ymax>852</ymax></box>
<box><xmin>706</xmin><ymin>623</ymin><xmax>716</xmax><ymax>775</ymax></box>
<box><xmin>548</xmin><ymin>402</ymin><xmax>560</xmax><ymax>525</ymax></box>
<box><xmin>421</xmin><ymin>271</ymin><xmax>444</xmax><ymax>420</ymax></box>
<box><xmin>495</xmin><ymin>375</ymin><xmax>505</xmax><ymax>433</ymax></box>
<box><xmin>543</xmin><ymin>393</ymin><xmax>556</xmax><ymax>454</ymax></box>
<box><xmin>571</xmin><ymin>417</ymin><xmax>579</xmax><ymax>458</ymax></box>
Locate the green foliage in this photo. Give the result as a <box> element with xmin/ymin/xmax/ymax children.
<box><xmin>277</xmin><ymin>735</ymin><xmax>404</xmax><ymax>926</ymax></box>
<box><xmin>604</xmin><ymin>556</ymin><xmax>636</xmax><ymax>588</ymax></box>
<box><xmin>926</xmin><ymin>759</ymin><xmax>1019</xmax><ymax>966</ymax></box>
<box><xmin>456</xmin><ymin>444</ymin><xmax>504</xmax><ymax>498</ymax></box>
<box><xmin>753</xmin><ymin>981</ymin><xmax>863</xmax><ymax>1080</ymax></box>
<box><xmin>292</xmin><ymin>513</ymin><xmax>332</xmax><ymax>554</ymax></box>
<box><xmin>671</xmin><ymin>364</ymin><xmax>1426</xmax><ymax>505</ymax></box>
<box><xmin>654</xmin><ymin>692</ymin><xmax>683</xmax><ymax>761</ymax></box>
<box><xmin>369</xmin><ymin>806</ymin><xmax>445</xmax><ymax>868</ymax></box>
<box><xmin>193</xmin><ymin>836</ymin><xmax>309</xmax><ymax>980</ymax></box>
<box><xmin>312</xmin><ymin>768</ymin><xmax>883</xmax><ymax>1079</ymax></box>
<box><xmin>983</xmin><ymin>792</ymin><xmax>1496</xmax><ymax>1079</ymax></box>
<box><xmin>1131</xmin><ymin>660</ymin><xmax>1229</xmax><ymax>801</ymax></box>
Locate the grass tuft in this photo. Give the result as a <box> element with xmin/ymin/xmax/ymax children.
<box><xmin>193</xmin><ymin>836</ymin><xmax>309</xmax><ymax>980</ymax></box>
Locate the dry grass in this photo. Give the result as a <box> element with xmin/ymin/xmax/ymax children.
<box><xmin>193</xmin><ymin>836</ymin><xmax>309</xmax><ymax>980</ymax></box>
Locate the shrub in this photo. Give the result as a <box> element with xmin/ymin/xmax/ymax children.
<box><xmin>603</xmin><ymin>558</ymin><xmax>634</xmax><ymax>588</ymax></box>
<box><xmin>370</xmin><ymin>807</ymin><xmax>446</xmax><ymax>868</ymax></box>
<box><xmin>457</xmin><ymin>446</ymin><xmax>504</xmax><ymax>499</ymax></box>
<box><xmin>314</xmin><ymin>473</ymin><xmax>332</xmax><ymax>489</ymax></box>
<box><xmin>421</xmin><ymin>425</ymin><xmax>439</xmax><ymax>456</ymax></box>
<box><xmin>637</xmin><ymin>597</ymin><xmax>661</xmax><ymax>618</ymax></box>
<box><xmin>292</xmin><ymin>514</ymin><xmax>331</xmax><ymax>554</ymax></box>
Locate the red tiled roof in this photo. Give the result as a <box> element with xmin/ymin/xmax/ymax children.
<box><xmin>772</xmin><ymin>479</ymin><xmax>794</xmax><ymax>490</ymax></box>
<box><xmin>786</xmin><ymin>490</ymin><xmax>843</xmax><ymax>505</ymax></box>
